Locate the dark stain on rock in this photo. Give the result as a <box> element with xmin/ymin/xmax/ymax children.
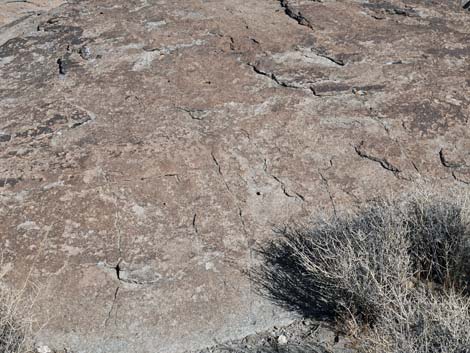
<box><xmin>425</xmin><ymin>46</ymin><xmax>470</xmax><ymax>58</ymax></box>
<box><xmin>404</xmin><ymin>102</ymin><xmax>442</xmax><ymax>132</ymax></box>
<box><xmin>0</xmin><ymin>37</ymin><xmax>28</xmax><ymax>58</ymax></box>
<box><xmin>76</xmin><ymin>135</ymin><xmax>98</xmax><ymax>147</ymax></box>
<box><xmin>37</xmin><ymin>16</ymin><xmax>67</xmax><ymax>32</ymax></box>
<box><xmin>57</xmin><ymin>51</ymin><xmax>83</xmax><ymax>76</ymax></box>
<box><xmin>37</xmin><ymin>16</ymin><xmax>84</xmax><ymax>44</ymax></box>
<box><xmin>0</xmin><ymin>133</ymin><xmax>11</xmax><ymax>143</ymax></box>
<box><xmin>16</xmin><ymin>126</ymin><xmax>53</xmax><ymax>139</ymax></box>
<box><xmin>352</xmin><ymin>84</ymin><xmax>386</xmax><ymax>95</ymax></box>
<box><xmin>35</xmin><ymin>126</ymin><xmax>54</xmax><ymax>136</ymax></box>
<box><xmin>46</xmin><ymin>114</ymin><xmax>68</xmax><ymax>126</ymax></box>
<box><xmin>69</xmin><ymin>110</ymin><xmax>93</xmax><ymax>128</ymax></box>
<box><xmin>1</xmin><ymin>20</ymin><xmax>84</xmax><ymax>88</ymax></box>
<box><xmin>311</xmin><ymin>83</ymin><xmax>351</xmax><ymax>96</ymax></box>
<box><xmin>398</xmin><ymin>101</ymin><xmax>464</xmax><ymax>134</ymax></box>
<box><xmin>364</xmin><ymin>2</ymin><xmax>419</xmax><ymax>17</ymax></box>
<box><xmin>357</xmin><ymin>84</ymin><xmax>386</xmax><ymax>91</ymax></box>
<box><xmin>57</xmin><ymin>57</ymin><xmax>68</xmax><ymax>75</ymax></box>
<box><xmin>0</xmin><ymin>178</ymin><xmax>21</xmax><ymax>188</ymax></box>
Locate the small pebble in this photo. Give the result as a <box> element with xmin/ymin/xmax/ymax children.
<box><xmin>37</xmin><ymin>345</ymin><xmax>52</xmax><ymax>353</ymax></box>
<box><xmin>79</xmin><ymin>46</ymin><xmax>92</xmax><ymax>60</ymax></box>
<box><xmin>0</xmin><ymin>133</ymin><xmax>11</xmax><ymax>142</ymax></box>
<box><xmin>277</xmin><ymin>335</ymin><xmax>288</xmax><ymax>345</ymax></box>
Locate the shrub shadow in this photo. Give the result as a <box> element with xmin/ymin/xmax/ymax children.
<box><xmin>251</xmin><ymin>226</ymin><xmax>339</xmax><ymax>321</ymax></box>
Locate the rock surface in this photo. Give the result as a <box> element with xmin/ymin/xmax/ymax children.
<box><xmin>0</xmin><ymin>0</ymin><xmax>64</xmax><ymax>27</ymax></box>
<box><xmin>199</xmin><ymin>319</ymin><xmax>356</xmax><ymax>353</ymax></box>
<box><xmin>0</xmin><ymin>0</ymin><xmax>469</xmax><ymax>352</ymax></box>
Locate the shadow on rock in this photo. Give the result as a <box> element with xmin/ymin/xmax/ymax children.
<box><xmin>251</xmin><ymin>225</ymin><xmax>339</xmax><ymax>321</ymax></box>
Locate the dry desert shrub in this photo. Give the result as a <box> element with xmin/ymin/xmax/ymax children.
<box><xmin>0</xmin><ymin>266</ymin><xmax>35</xmax><ymax>353</ymax></box>
<box><xmin>255</xmin><ymin>191</ymin><xmax>470</xmax><ymax>353</ymax></box>
<box><xmin>363</xmin><ymin>288</ymin><xmax>470</xmax><ymax>353</ymax></box>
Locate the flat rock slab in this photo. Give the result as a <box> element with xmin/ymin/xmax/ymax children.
<box><xmin>1</xmin><ymin>0</ymin><xmax>470</xmax><ymax>352</ymax></box>
<box><xmin>0</xmin><ymin>0</ymin><xmax>64</xmax><ymax>27</ymax></box>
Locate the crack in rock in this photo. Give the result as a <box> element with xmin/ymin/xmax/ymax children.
<box><xmin>177</xmin><ymin>107</ymin><xmax>207</xmax><ymax>120</ymax></box>
<box><xmin>247</xmin><ymin>63</ymin><xmax>302</xmax><ymax>89</ymax></box>
<box><xmin>312</xmin><ymin>50</ymin><xmax>345</xmax><ymax>66</ymax></box>
<box><xmin>439</xmin><ymin>148</ymin><xmax>469</xmax><ymax>184</ymax></box>
<box><xmin>272</xmin><ymin>48</ymin><xmax>346</xmax><ymax>68</ymax></box>
<box><xmin>453</xmin><ymin>171</ymin><xmax>470</xmax><ymax>185</ymax></box>
<box><xmin>211</xmin><ymin>151</ymin><xmax>223</xmax><ymax>176</ymax></box>
<box><xmin>271</xmin><ymin>174</ymin><xmax>305</xmax><ymax>202</ymax></box>
<box><xmin>104</xmin><ymin>285</ymin><xmax>120</xmax><ymax>327</ymax></box>
<box><xmin>98</xmin><ymin>261</ymin><xmax>162</xmax><ymax>286</ymax></box>
<box><xmin>355</xmin><ymin>141</ymin><xmax>400</xmax><ymax>174</ymax></box>
<box><xmin>238</xmin><ymin>206</ymin><xmax>248</xmax><ymax>235</ymax></box>
<box><xmin>439</xmin><ymin>148</ymin><xmax>465</xmax><ymax>168</ymax></box>
<box><xmin>192</xmin><ymin>213</ymin><xmax>198</xmax><ymax>235</ymax></box>
<box><xmin>279</xmin><ymin>0</ymin><xmax>315</xmax><ymax>29</ymax></box>
<box><xmin>210</xmin><ymin>151</ymin><xmax>235</xmax><ymax>195</ymax></box>
<box><xmin>319</xmin><ymin>171</ymin><xmax>337</xmax><ymax>216</ymax></box>
<box><xmin>69</xmin><ymin>116</ymin><xmax>92</xmax><ymax>128</ymax></box>
<box><xmin>209</xmin><ymin>152</ymin><xmax>250</xmax><ymax>244</ymax></box>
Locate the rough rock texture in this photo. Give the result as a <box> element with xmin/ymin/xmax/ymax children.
<box><xmin>0</xmin><ymin>0</ymin><xmax>64</xmax><ymax>27</ymax></box>
<box><xmin>1</xmin><ymin>0</ymin><xmax>469</xmax><ymax>352</ymax></box>
<box><xmin>199</xmin><ymin>319</ymin><xmax>356</xmax><ymax>353</ymax></box>
<box><xmin>0</xmin><ymin>0</ymin><xmax>65</xmax><ymax>46</ymax></box>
